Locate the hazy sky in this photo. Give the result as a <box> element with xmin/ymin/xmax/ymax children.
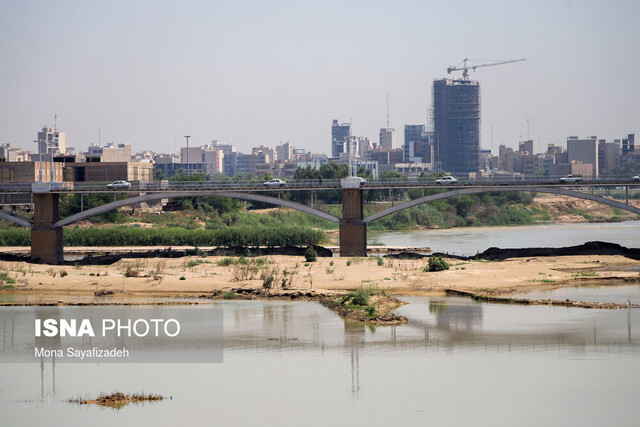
<box><xmin>1</xmin><ymin>0</ymin><xmax>638</xmax><ymax>156</ymax></box>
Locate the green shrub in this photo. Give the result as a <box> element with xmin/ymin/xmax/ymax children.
<box><xmin>216</xmin><ymin>258</ymin><xmax>235</xmax><ymax>267</ymax></box>
<box><xmin>0</xmin><ymin>272</ymin><xmax>15</xmax><ymax>284</ymax></box>
<box><xmin>377</xmin><ymin>257</ymin><xmax>384</xmax><ymax>266</ymax></box>
<box><xmin>304</xmin><ymin>247</ymin><xmax>317</xmax><ymax>262</ymax></box>
<box><xmin>425</xmin><ymin>256</ymin><xmax>450</xmax><ymax>272</ymax></box>
<box><xmin>263</xmin><ymin>275</ymin><xmax>274</xmax><ymax>289</ymax></box>
<box><xmin>0</xmin><ymin>226</ymin><xmax>326</xmax><ymax>248</ymax></box>
<box><xmin>222</xmin><ymin>291</ymin><xmax>237</xmax><ymax>300</ymax></box>
<box><xmin>350</xmin><ymin>289</ymin><xmax>369</xmax><ymax>306</ymax></box>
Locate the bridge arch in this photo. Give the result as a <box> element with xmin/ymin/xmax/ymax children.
<box><xmin>0</xmin><ymin>210</ymin><xmax>32</xmax><ymax>228</ymax></box>
<box><xmin>55</xmin><ymin>191</ymin><xmax>340</xmax><ymax>228</ymax></box>
<box><xmin>364</xmin><ymin>186</ymin><xmax>640</xmax><ymax>223</ymax></box>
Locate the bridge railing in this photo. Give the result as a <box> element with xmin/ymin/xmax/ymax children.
<box><xmin>55</xmin><ymin>178</ymin><xmax>344</xmax><ymax>192</ymax></box>
<box><xmin>0</xmin><ymin>183</ymin><xmax>35</xmax><ymax>193</ymax></box>
<box><xmin>0</xmin><ymin>174</ymin><xmax>637</xmax><ymax>194</ymax></box>
<box><xmin>362</xmin><ymin>174</ymin><xmax>639</xmax><ymax>187</ymax></box>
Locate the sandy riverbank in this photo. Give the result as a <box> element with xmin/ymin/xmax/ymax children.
<box><xmin>0</xmin><ymin>253</ymin><xmax>638</xmax><ymax>303</ymax></box>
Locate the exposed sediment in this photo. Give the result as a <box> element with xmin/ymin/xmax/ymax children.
<box><xmin>446</xmin><ymin>289</ymin><xmax>640</xmax><ymax>309</ymax></box>
<box><xmin>71</xmin><ymin>392</ymin><xmax>164</xmax><ymax>409</ymax></box>
<box><xmin>457</xmin><ymin>241</ymin><xmax>640</xmax><ymax>261</ymax></box>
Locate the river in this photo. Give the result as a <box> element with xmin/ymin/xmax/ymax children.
<box><xmin>0</xmin><ymin>297</ymin><xmax>638</xmax><ymax>426</ymax></box>
<box><xmin>369</xmin><ymin>220</ymin><xmax>640</xmax><ymax>256</ymax></box>
<box><xmin>1</xmin><ymin>221</ymin><xmax>639</xmax><ymax>426</ymax></box>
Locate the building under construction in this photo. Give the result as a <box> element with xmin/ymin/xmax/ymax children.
<box><xmin>433</xmin><ymin>78</ymin><xmax>480</xmax><ymax>174</ymax></box>
<box><xmin>433</xmin><ymin>58</ymin><xmax>525</xmax><ymax>174</ymax></box>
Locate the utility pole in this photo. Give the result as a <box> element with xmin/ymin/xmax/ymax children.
<box><xmin>184</xmin><ymin>135</ymin><xmax>191</xmax><ymax>175</ymax></box>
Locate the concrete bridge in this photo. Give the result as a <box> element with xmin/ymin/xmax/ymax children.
<box><xmin>0</xmin><ymin>178</ymin><xmax>638</xmax><ymax>263</ymax></box>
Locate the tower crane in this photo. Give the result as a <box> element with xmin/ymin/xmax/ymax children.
<box><xmin>447</xmin><ymin>58</ymin><xmax>526</xmax><ymax>80</ymax></box>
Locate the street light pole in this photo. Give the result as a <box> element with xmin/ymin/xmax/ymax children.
<box><xmin>49</xmin><ymin>135</ymin><xmax>55</xmax><ymax>182</ymax></box>
<box><xmin>34</xmin><ymin>139</ymin><xmax>43</xmax><ymax>182</ymax></box>
<box><xmin>348</xmin><ymin>137</ymin><xmax>354</xmax><ymax>177</ymax></box>
<box><xmin>184</xmin><ymin>135</ymin><xmax>191</xmax><ymax>175</ymax></box>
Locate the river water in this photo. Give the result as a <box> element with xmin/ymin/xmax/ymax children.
<box><xmin>1</xmin><ymin>298</ymin><xmax>638</xmax><ymax>426</ymax></box>
<box><xmin>369</xmin><ymin>220</ymin><xmax>640</xmax><ymax>256</ymax></box>
<box><xmin>1</xmin><ymin>221</ymin><xmax>640</xmax><ymax>426</ymax></box>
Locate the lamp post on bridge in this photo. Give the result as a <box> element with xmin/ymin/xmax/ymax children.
<box><xmin>184</xmin><ymin>135</ymin><xmax>191</xmax><ymax>175</ymax></box>
<box><xmin>33</xmin><ymin>139</ymin><xmax>43</xmax><ymax>182</ymax></box>
<box><xmin>49</xmin><ymin>135</ymin><xmax>55</xmax><ymax>182</ymax></box>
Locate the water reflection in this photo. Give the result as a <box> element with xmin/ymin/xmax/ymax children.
<box><xmin>429</xmin><ymin>298</ymin><xmax>483</xmax><ymax>331</ymax></box>
<box><xmin>2</xmin><ymin>297</ymin><xmax>640</xmax><ymax>426</ymax></box>
<box><xmin>344</xmin><ymin>320</ymin><xmax>363</xmax><ymax>396</ymax></box>
<box><xmin>220</xmin><ymin>298</ymin><xmax>639</xmax><ymax>355</ymax></box>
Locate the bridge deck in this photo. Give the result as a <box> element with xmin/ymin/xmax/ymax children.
<box><xmin>0</xmin><ymin>179</ymin><xmax>636</xmax><ymax>194</ymax></box>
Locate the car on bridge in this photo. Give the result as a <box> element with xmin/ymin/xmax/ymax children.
<box><xmin>435</xmin><ymin>175</ymin><xmax>458</xmax><ymax>184</ymax></box>
<box><xmin>632</xmin><ymin>175</ymin><xmax>640</xmax><ymax>182</ymax></box>
<box><xmin>559</xmin><ymin>174</ymin><xmax>583</xmax><ymax>183</ymax></box>
<box><xmin>106</xmin><ymin>180</ymin><xmax>131</xmax><ymax>190</ymax></box>
<box><xmin>263</xmin><ymin>178</ymin><xmax>286</xmax><ymax>188</ymax></box>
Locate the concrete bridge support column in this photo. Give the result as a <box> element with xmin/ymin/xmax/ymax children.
<box><xmin>31</xmin><ymin>193</ymin><xmax>63</xmax><ymax>264</ymax></box>
<box><xmin>340</xmin><ymin>189</ymin><xmax>366</xmax><ymax>257</ymax></box>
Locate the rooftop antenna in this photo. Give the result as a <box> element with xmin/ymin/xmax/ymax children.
<box><xmin>527</xmin><ymin>117</ymin><xmax>530</xmax><ymax>140</ymax></box>
<box><xmin>184</xmin><ymin>135</ymin><xmax>191</xmax><ymax>175</ymax></box>
<box><xmin>491</xmin><ymin>122</ymin><xmax>494</xmax><ymax>154</ymax></box>
<box><xmin>386</xmin><ymin>91</ymin><xmax>390</xmax><ymax>129</ymax></box>
<box><xmin>54</xmin><ymin>113</ymin><xmax>57</xmax><ymax>132</ymax></box>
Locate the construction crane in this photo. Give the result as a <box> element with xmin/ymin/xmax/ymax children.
<box><xmin>447</xmin><ymin>58</ymin><xmax>526</xmax><ymax>80</ymax></box>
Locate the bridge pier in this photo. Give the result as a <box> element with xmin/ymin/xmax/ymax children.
<box><xmin>340</xmin><ymin>189</ymin><xmax>367</xmax><ymax>257</ymax></box>
<box><xmin>31</xmin><ymin>193</ymin><xmax>63</xmax><ymax>264</ymax></box>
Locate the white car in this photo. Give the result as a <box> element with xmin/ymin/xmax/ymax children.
<box><xmin>435</xmin><ymin>176</ymin><xmax>458</xmax><ymax>184</ymax></box>
<box><xmin>559</xmin><ymin>174</ymin><xmax>583</xmax><ymax>183</ymax></box>
<box><xmin>106</xmin><ymin>180</ymin><xmax>131</xmax><ymax>190</ymax></box>
<box><xmin>632</xmin><ymin>175</ymin><xmax>640</xmax><ymax>182</ymax></box>
<box><xmin>357</xmin><ymin>177</ymin><xmax>367</xmax><ymax>184</ymax></box>
<box><xmin>263</xmin><ymin>178</ymin><xmax>286</xmax><ymax>188</ymax></box>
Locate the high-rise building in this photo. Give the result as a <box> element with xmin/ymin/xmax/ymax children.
<box><xmin>275</xmin><ymin>142</ymin><xmax>293</xmax><ymax>162</ymax></box>
<box><xmin>180</xmin><ymin>145</ymin><xmax>225</xmax><ymax>175</ymax></box>
<box><xmin>567</xmin><ymin>136</ymin><xmax>598</xmax><ymax>178</ymax></box>
<box><xmin>519</xmin><ymin>140</ymin><xmax>534</xmax><ymax>154</ymax></box>
<box><xmin>622</xmin><ymin>133</ymin><xmax>635</xmax><ymax>167</ymax></box>
<box><xmin>433</xmin><ymin>79</ymin><xmax>480</xmax><ymax>173</ymax></box>
<box><xmin>598</xmin><ymin>139</ymin><xmax>621</xmax><ymax>173</ymax></box>
<box><xmin>331</xmin><ymin>120</ymin><xmax>351</xmax><ymax>157</ymax></box>
<box><xmin>37</xmin><ymin>126</ymin><xmax>67</xmax><ymax>156</ymax></box>
<box><xmin>403</xmin><ymin>125</ymin><xmax>433</xmax><ymax>163</ymax></box>
<box><xmin>210</xmin><ymin>140</ymin><xmax>237</xmax><ymax>177</ymax></box>
<box><xmin>379</xmin><ymin>128</ymin><xmax>395</xmax><ymax>149</ymax></box>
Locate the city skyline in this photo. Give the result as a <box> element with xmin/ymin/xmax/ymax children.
<box><xmin>0</xmin><ymin>1</ymin><xmax>638</xmax><ymax>155</ymax></box>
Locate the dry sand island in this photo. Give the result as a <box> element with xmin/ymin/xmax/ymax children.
<box><xmin>0</xmin><ymin>251</ymin><xmax>638</xmax><ymax>300</ymax></box>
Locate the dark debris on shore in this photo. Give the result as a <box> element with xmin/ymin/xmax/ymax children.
<box><xmin>385</xmin><ymin>241</ymin><xmax>640</xmax><ymax>262</ymax></box>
